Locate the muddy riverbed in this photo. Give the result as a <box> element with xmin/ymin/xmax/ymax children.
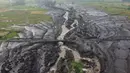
<box><xmin>0</xmin><ymin>3</ymin><xmax>130</xmax><ymax>73</ymax></box>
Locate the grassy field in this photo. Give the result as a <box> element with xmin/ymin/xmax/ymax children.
<box><xmin>0</xmin><ymin>0</ymin><xmax>52</xmax><ymax>40</ymax></box>
<box><xmin>0</xmin><ymin>6</ymin><xmax>51</xmax><ymax>27</ymax></box>
<box><xmin>83</xmin><ymin>2</ymin><xmax>130</xmax><ymax>18</ymax></box>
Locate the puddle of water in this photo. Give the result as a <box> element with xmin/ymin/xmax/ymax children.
<box><xmin>57</xmin><ymin>25</ymin><xmax>69</xmax><ymax>40</ymax></box>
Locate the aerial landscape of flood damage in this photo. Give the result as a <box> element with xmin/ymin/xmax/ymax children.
<box><xmin>0</xmin><ymin>0</ymin><xmax>130</xmax><ymax>73</ymax></box>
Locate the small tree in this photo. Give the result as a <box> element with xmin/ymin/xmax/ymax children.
<box><xmin>127</xmin><ymin>5</ymin><xmax>130</xmax><ymax>10</ymax></box>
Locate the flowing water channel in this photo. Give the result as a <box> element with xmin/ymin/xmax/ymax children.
<box><xmin>49</xmin><ymin>11</ymin><xmax>101</xmax><ymax>73</ymax></box>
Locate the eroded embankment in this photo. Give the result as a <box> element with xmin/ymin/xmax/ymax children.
<box><xmin>0</xmin><ymin>3</ymin><xmax>130</xmax><ymax>73</ymax></box>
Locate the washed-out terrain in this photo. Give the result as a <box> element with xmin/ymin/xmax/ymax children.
<box><xmin>0</xmin><ymin>0</ymin><xmax>130</xmax><ymax>73</ymax></box>
<box><xmin>0</xmin><ymin>0</ymin><xmax>52</xmax><ymax>40</ymax></box>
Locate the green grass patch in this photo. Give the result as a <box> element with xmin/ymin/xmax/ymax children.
<box><xmin>0</xmin><ymin>0</ymin><xmax>52</xmax><ymax>40</ymax></box>
<box><xmin>0</xmin><ymin>9</ymin><xmax>51</xmax><ymax>26</ymax></box>
<box><xmin>71</xmin><ymin>61</ymin><xmax>83</xmax><ymax>73</ymax></box>
<box><xmin>0</xmin><ymin>8</ymin><xmax>52</xmax><ymax>39</ymax></box>
<box><xmin>83</xmin><ymin>2</ymin><xmax>130</xmax><ymax>19</ymax></box>
<box><xmin>0</xmin><ymin>6</ymin><xmax>51</xmax><ymax>28</ymax></box>
<box><xmin>4</xmin><ymin>31</ymin><xmax>18</xmax><ymax>39</ymax></box>
<box><xmin>0</xmin><ymin>0</ymin><xmax>51</xmax><ymax>28</ymax></box>
<box><xmin>0</xmin><ymin>30</ymin><xmax>19</xmax><ymax>40</ymax></box>
<box><xmin>0</xmin><ymin>3</ymin><xmax>52</xmax><ymax>40</ymax></box>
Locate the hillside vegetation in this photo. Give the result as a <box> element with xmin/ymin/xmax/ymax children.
<box><xmin>83</xmin><ymin>2</ymin><xmax>130</xmax><ymax>19</ymax></box>
<box><xmin>0</xmin><ymin>0</ymin><xmax>52</xmax><ymax>40</ymax></box>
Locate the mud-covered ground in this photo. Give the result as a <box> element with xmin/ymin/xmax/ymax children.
<box><xmin>0</xmin><ymin>3</ymin><xmax>130</xmax><ymax>73</ymax></box>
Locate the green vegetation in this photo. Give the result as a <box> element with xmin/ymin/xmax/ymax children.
<box><xmin>0</xmin><ymin>0</ymin><xmax>52</xmax><ymax>40</ymax></box>
<box><xmin>0</xmin><ymin>30</ymin><xmax>19</xmax><ymax>40</ymax></box>
<box><xmin>127</xmin><ymin>5</ymin><xmax>130</xmax><ymax>10</ymax></box>
<box><xmin>0</xmin><ymin>6</ymin><xmax>51</xmax><ymax>27</ymax></box>
<box><xmin>83</xmin><ymin>2</ymin><xmax>130</xmax><ymax>19</ymax></box>
<box><xmin>71</xmin><ymin>61</ymin><xmax>83</xmax><ymax>73</ymax></box>
<box><xmin>3</xmin><ymin>31</ymin><xmax>18</xmax><ymax>40</ymax></box>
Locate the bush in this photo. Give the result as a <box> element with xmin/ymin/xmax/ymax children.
<box><xmin>127</xmin><ymin>5</ymin><xmax>130</xmax><ymax>10</ymax></box>
<box><xmin>71</xmin><ymin>61</ymin><xmax>83</xmax><ymax>73</ymax></box>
